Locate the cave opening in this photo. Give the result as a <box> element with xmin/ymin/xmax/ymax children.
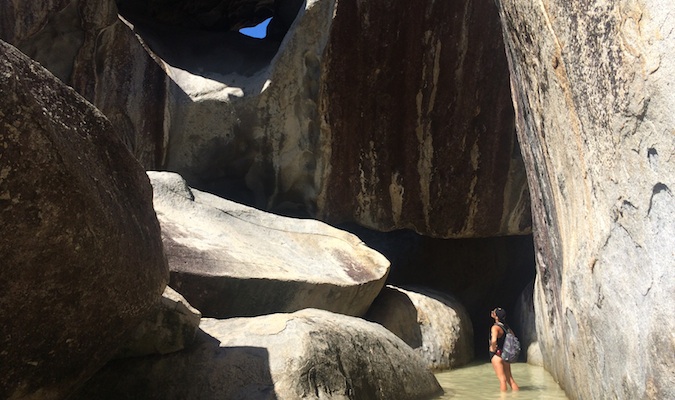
<box><xmin>115</xmin><ymin>0</ymin><xmax>304</xmax><ymax>80</ymax></box>
<box><xmin>339</xmin><ymin>224</ymin><xmax>536</xmax><ymax>360</ymax></box>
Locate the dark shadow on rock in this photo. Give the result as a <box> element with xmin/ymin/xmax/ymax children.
<box><xmin>365</xmin><ymin>287</ymin><xmax>423</xmax><ymax>349</ymax></box>
<box><xmin>70</xmin><ymin>329</ymin><xmax>277</xmax><ymax>400</ymax></box>
<box><xmin>116</xmin><ymin>0</ymin><xmax>304</xmax><ymax>90</ymax></box>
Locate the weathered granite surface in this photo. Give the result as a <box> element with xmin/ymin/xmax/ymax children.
<box><xmin>0</xmin><ymin>0</ymin><xmax>531</xmax><ymax>239</ymax></box>
<box><xmin>149</xmin><ymin>171</ymin><xmax>390</xmax><ymax>318</ymax></box>
<box><xmin>72</xmin><ymin>309</ymin><xmax>444</xmax><ymax>400</ymax></box>
<box><xmin>496</xmin><ymin>0</ymin><xmax>675</xmax><ymax>398</ymax></box>
<box><xmin>318</xmin><ymin>0</ymin><xmax>531</xmax><ymax>238</ymax></box>
<box><xmin>0</xmin><ymin>40</ymin><xmax>167</xmax><ymax>400</ymax></box>
<box><xmin>366</xmin><ymin>285</ymin><xmax>474</xmax><ymax>371</ymax></box>
<box><xmin>0</xmin><ymin>0</ymin><xmax>169</xmax><ymax>168</ymax></box>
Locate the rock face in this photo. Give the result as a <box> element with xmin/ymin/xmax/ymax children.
<box><xmin>2</xmin><ymin>0</ymin><xmax>531</xmax><ymax>239</ymax></box>
<box><xmin>116</xmin><ymin>0</ymin><xmax>331</xmax><ymax>217</ymax></box>
<box><xmin>496</xmin><ymin>1</ymin><xmax>675</xmax><ymax>398</ymax></box>
<box><xmin>350</xmin><ymin>227</ymin><xmax>535</xmax><ymax>356</ymax></box>
<box><xmin>114</xmin><ymin>286</ymin><xmax>202</xmax><ymax>359</ymax></box>
<box><xmin>73</xmin><ymin>309</ymin><xmax>444</xmax><ymax>400</ymax></box>
<box><xmin>366</xmin><ymin>286</ymin><xmax>474</xmax><ymax>371</ymax></box>
<box><xmin>0</xmin><ymin>0</ymin><xmax>169</xmax><ymax>168</ymax></box>
<box><xmin>149</xmin><ymin>171</ymin><xmax>390</xmax><ymax>318</ymax></box>
<box><xmin>0</xmin><ymin>41</ymin><xmax>168</xmax><ymax>400</ymax></box>
<box><xmin>513</xmin><ymin>281</ymin><xmax>542</xmax><ymax>366</ymax></box>
<box><xmin>317</xmin><ymin>0</ymin><xmax>530</xmax><ymax>237</ymax></box>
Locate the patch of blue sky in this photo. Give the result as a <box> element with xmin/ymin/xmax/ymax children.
<box><xmin>239</xmin><ymin>17</ymin><xmax>272</xmax><ymax>38</ymax></box>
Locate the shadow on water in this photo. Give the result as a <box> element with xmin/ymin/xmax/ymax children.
<box><xmin>432</xmin><ymin>362</ymin><xmax>568</xmax><ymax>400</ymax></box>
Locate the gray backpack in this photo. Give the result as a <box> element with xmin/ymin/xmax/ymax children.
<box><xmin>498</xmin><ymin>323</ymin><xmax>521</xmax><ymax>362</ymax></box>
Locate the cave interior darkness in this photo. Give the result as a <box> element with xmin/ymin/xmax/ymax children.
<box><xmin>114</xmin><ymin>0</ymin><xmax>537</xmax><ymax>362</ymax></box>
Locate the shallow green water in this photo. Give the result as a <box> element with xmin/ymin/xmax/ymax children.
<box><xmin>433</xmin><ymin>362</ymin><xmax>569</xmax><ymax>400</ymax></box>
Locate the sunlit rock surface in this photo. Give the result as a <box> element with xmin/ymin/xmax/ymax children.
<box><xmin>0</xmin><ymin>0</ymin><xmax>531</xmax><ymax>239</ymax></box>
<box><xmin>496</xmin><ymin>0</ymin><xmax>675</xmax><ymax>398</ymax></box>
<box><xmin>149</xmin><ymin>171</ymin><xmax>390</xmax><ymax>318</ymax></box>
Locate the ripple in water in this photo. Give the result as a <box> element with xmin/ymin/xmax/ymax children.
<box><xmin>433</xmin><ymin>362</ymin><xmax>569</xmax><ymax>400</ymax></box>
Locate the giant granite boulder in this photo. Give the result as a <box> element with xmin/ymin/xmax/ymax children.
<box><xmin>496</xmin><ymin>0</ymin><xmax>675</xmax><ymax>398</ymax></box>
<box><xmin>148</xmin><ymin>171</ymin><xmax>390</xmax><ymax>318</ymax></box>
<box><xmin>317</xmin><ymin>0</ymin><xmax>530</xmax><ymax>238</ymax></box>
<box><xmin>73</xmin><ymin>308</ymin><xmax>444</xmax><ymax>400</ymax></box>
<box><xmin>0</xmin><ymin>40</ymin><xmax>168</xmax><ymax>400</ymax></box>
<box><xmin>366</xmin><ymin>285</ymin><xmax>474</xmax><ymax>371</ymax></box>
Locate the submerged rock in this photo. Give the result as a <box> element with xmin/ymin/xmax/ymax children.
<box><xmin>0</xmin><ymin>40</ymin><xmax>167</xmax><ymax>400</ymax></box>
<box><xmin>148</xmin><ymin>171</ymin><xmax>390</xmax><ymax>318</ymax></box>
<box><xmin>366</xmin><ymin>285</ymin><xmax>474</xmax><ymax>370</ymax></box>
<box><xmin>73</xmin><ymin>309</ymin><xmax>444</xmax><ymax>400</ymax></box>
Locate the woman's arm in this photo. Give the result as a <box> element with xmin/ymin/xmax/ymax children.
<box><xmin>489</xmin><ymin>325</ymin><xmax>501</xmax><ymax>352</ymax></box>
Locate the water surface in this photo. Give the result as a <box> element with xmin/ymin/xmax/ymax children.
<box><xmin>433</xmin><ymin>362</ymin><xmax>568</xmax><ymax>399</ymax></box>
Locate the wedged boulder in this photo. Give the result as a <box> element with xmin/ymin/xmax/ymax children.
<box><xmin>114</xmin><ymin>286</ymin><xmax>201</xmax><ymax>359</ymax></box>
<box><xmin>496</xmin><ymin>0</ymin><xmax>675</xmax><ymax>398</ymax></box>
<box><xmin>148</xmin><ymin>171</ymin><xmax>390</xmax><ymax>318</ymax></box>
<box><xmin>0</xmin><ymin>41</ymin><xmax>167</xmax><ymax>400</ymax></box>
<box><xmin>117</xmin><ymin>0</ymin><xmax>331</xmax><ymax>213</ymax></box>
<box><xmin>73</xmin><ymin>308</ymin><xmax>444</xmax><ymax>400</ymax></box>
<box><xmin>366</xmin><ymin>285</ymin><xmax>474</xmax><ymax>371</ymax></box>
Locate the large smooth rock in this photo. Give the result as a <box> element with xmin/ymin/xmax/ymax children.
<box><xmin>148</xmin><ymin>171</ymin><xmax>390</xmax><ymax>318</ymax></box>
<box><xmin>0</xmin><ymin>40</ymin><xmax>167</xmax><ymax>400</ymax></box>
<box><xmin>73</xmin><ymin>309</ymin><xmax>443</xmax><ymax>400</ymax></box>
<box><xmin>317</xmin><ymin>0</ymin><xmax>530</xmax><ymax>238</ymax></box>
<box><xmin>366</xmin><ymin>286</ymin><xmax>474</xmax><ymax>371</ymax></box>
<box><xmin>496</xmin><ymin>0</ymin><xmax>675</xmax><ymax>398</ymax></box>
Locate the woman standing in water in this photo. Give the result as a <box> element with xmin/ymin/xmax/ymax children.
<box><xmin>489</xmin><ymin>307</ymin><xmax>520</xmax><ymax>392</ymax></box>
